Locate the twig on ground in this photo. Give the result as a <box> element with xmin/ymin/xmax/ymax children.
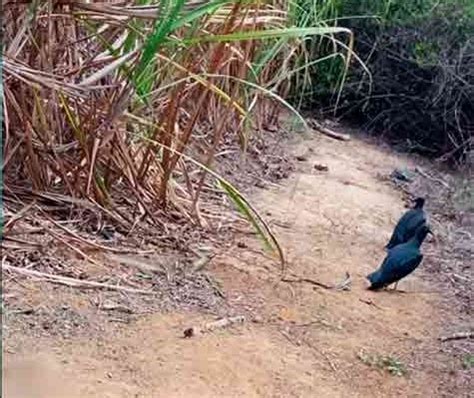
<box><xmin>271</xmin><ymin>220</ymin><xmax>292</xmax><ymax>229</ymax></box>
<box><xmin>99</xmin><ymin>301</ymin><xmax>133</xmax><ymax>314</ymax></box>
<box><xmin>319</xmin><ymin>349</ymin><xmax>338</xmax><ymax>373</ymax></box>
<box><xmin>3</xmin><ymin>200</ymin><xmax>37</xmax><ymax>235</ymax></box>
<box><xmin>359</xmin><ymin>298</ymin><xmax>383</xmax><ymax>310</ymax></box>
<box><xmin>306</xmin><ymin>340</ymin><xmax>338</xmax><ymax>372</ymax></box>
<box><xmin>439</xmin><ymin>332</ymin><xmax>473</xmax><ymax>342</ymax></box>
<box><xmin>281</xmin><ymin>275</ymin><xmax>332</xmax><ymax>289</ymax></box>
<box><xmin>183</xmin><ymin>315</ymin><xmax>245</xmax><ymax>338</ymax></box>
<box><xmin>415</xmin><ymin>167</ymin><xmax>450</xmax><ymax>189</ymax></box>
<box><xmin>44</xmin><ymin>228</ymin><xmax>103</xmax><ymax>268</ymax></box>
<box><xmin>106</xmin><ymin>253</ymin><xmax>167</xmax><ymax>275</ymax></box>
<box><xmin>1</xmin><ymin>236</ymin><xmax>43</xmax><ymax>249</ymax></box>
<box><xmin>192</xmin><ymin>253</ymin><xmax>218</xmax><ymax>272</ymax></box>
<box><xmin>281</xmin><ymin>272</ymin><xmax>351</xmax><ymax>291</ymax></box>
<box><xmin>278</xmin><ymin>327</ymin><xmax>337</xmax><ymax>372</ymax></box>
<box><xmin>203</xmin><ymin>273</ymin><xmax>226</xmax><ymax>298</ymax></box>
<box><xmin>309</xmin><ymin>119</ymin><xmax>351</xmax><ymax>141</ymax></box>
<box><xmin>41</xmin><ymin>210</ymin><xmax>153</xmax><ymax>254</ymax></box>
<box><xmin>2</xmin><ymin>263</ymin><xmax>154</xmax><ymax>295</ymax></box>
<box><xmin>279</xmin><ymin>329</ymin><xmax>300</xmax><ymax>345</ymax></box>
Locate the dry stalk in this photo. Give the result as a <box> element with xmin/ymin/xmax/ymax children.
<box><xmin>2</xmin><ymin>263</ymin><xmax>154</xmax><ymax>295</ymax></box>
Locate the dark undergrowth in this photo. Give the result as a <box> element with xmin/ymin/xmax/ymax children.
<box><xmin>297</xmin><ymin>0</ymin><xmax>474</xmax><ymax>168</ymax></box>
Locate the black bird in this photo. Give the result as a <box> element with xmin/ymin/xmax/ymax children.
<box><xmin>385</xmin><ymin>197</ymin><xmax>427</xmax><ymax>250</ymax></box>
<box><xmin>368</xmin><ymin>224</ymin><xmax>432</xmax><ymax>290</ymax></box>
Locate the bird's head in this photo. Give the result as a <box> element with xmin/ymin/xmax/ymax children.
<box><xmin>413</xmin><ymin>197</ymin><xmax>425</xmax><ymax>209</ymax></box>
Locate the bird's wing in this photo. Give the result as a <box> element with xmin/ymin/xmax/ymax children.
<box><xmin>390</xmin><ymin>253</ymin><xmax>424</xmax><ymax>282</ymax></box>
<box><xmin>405</xmin><ymin>210</ymin><xmax>427</xmax><ymax>234</ymax></box>
<box><xmin>372</xmin><ymin>248</ymin><xmax>423</xmax><ymax>287</ymax></box>
<box><xmin>386</xmin><ymin>210</ymin><xmax>416</xmax><ymax>248</ymax></box>
<box><xmin>386</xmin><ymin>222</ymin><xmax>406</xmax><ymax>248</ymax></box>
<box><xmin>386</xmin><ymin>230</ymin><xmax>403</xmax><ymax>249</ymax></box>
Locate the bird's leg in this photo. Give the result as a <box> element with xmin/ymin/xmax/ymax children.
<box><xmin>392</xmin><ymin>282</ymin><xmax>399</xmax><ymax>291</ymax></box>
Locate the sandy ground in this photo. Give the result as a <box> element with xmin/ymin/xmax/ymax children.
<box><xmin>3</xmin><ymin>133</ymin><xmax>471</xmax><ymax>397</ymax></box>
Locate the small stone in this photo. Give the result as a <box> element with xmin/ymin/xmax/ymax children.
<box><xmin>183</xmin><ymin>328</ymin><xmax>194</xmax><ymax>338</ymax></box>
<box><xmin>314</xmin><ymin>163</ymin><xmax>329</xmax><ymax>171</ymax></box>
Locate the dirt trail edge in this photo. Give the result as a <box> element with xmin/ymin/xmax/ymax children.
<box><xmin>3</xmin><ymin>134</ymin><xmax>468</xmax><ymax>398</ymax></box>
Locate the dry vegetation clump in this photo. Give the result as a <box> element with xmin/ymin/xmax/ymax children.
<box><xmin>1</xmin><ymin>1</ymin><xmax>354</xmax><ymax>270</ymax></box>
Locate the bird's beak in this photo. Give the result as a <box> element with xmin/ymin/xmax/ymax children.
<box><xmin>427</xmin><ymin>229</ymin><xmax>437</xmax><ymax>244</ymax></box>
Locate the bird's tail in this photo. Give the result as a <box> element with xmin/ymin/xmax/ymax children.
<box><xmin>367</xmin><ymin>283</ymin><xmax>383</xmax><ymax>291</ymax></box>
<box><xmin>366</xmin><ymin>271</ymin><xmax>383</xmax><ymax>290</ymax></box>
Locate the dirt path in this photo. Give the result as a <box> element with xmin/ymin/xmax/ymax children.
<box><xmin>3</xmin><ymin>134</ymin><xmax>461</xmax><ymax>397</ymax></box>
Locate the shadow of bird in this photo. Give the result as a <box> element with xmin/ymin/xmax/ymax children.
<box><xmin>368</xmin><ymin>224</ymin><xmax>433</xmax><ymax>291</ymax></box>
<box><xmin>385</xmin><ymin>197</ymin><xmax>427</xmax><ymax>250</ymax></box>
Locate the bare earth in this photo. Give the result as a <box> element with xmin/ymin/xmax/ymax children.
<box><xmin>3</xmin><ymin>133</ymin><xmax>470</xmax><ymax>397</ymax></box>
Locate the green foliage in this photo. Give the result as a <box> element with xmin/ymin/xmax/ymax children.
<box><xmin>462</xmin><ymin>354</ymin><xmax>474</xmax><ymax>370</ymax></box>
<box><xmin>414</xmin><ymin>41</ymin><xmax>440</xmax><ymax>66</ymax></box>
<box><xmin>135</xmin><ymin>0</ymin><xmax>185</xmax><ymax>96</ymax></box>
<box><xmin>284</xmin><ymin>1</ymin><xmax>357</xmax><ymax>106</ymax></box>
<box><xmin>134</xmin><ymin>0</ymin><xmax>230</xmax><ymax>98</ymax></box>
<box><xmin>339</xmin><ymin>0</ymin><xmax>436</xmax><ymax>25</ymax></box>
<box><xmin>357</xmin><ymin>350</ymin><xmax>408</xmax><ymax>377</ymax></box>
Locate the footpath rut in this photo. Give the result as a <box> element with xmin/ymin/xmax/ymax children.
<box><xmin>4</xmin><ymin>134</ymin><xmax>455</xmax><ymax>398</ymax></box>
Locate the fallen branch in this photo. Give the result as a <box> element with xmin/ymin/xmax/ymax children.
<box><xmin>106</xmin><ymin>253</ymin><xmax>167</xmax><ymax>275</ymax></box>
<box><xmin>204</xmin><ymin>273</ymin><xmax>226</xmax><ymax>298</ymax></box>
<box><xmin>99</xmin><ymin>302</ymin><xmax>133</xmax><ymax>314</ymax></box>
<box><xmin>415</xmin><ymin>167</ymin><xmax>449</xmax><ymax>189</ymax></box>
<box><xmin>282</xmin><ymin>272</ymin><xmax>351</xmax><ymax>291</ymax></box>
<box><xmin>281</xmin><ymin>276</ymin><xmax>332</xmax><ymax>289</ymax></box>
<box><xmin>359</xmin><ymin>298</ymin><xmax>383</xmax><ymax>310</ymax></box>
<box><xmin>439</xmin><ymin>332</ymin><xmax>473</xmax><ymax>342</ymax></box>
<box><xmin>3</xmin><ymin>200</ymin><xmax>37</xmax><ymax>235</ymax></box>
<box><xmin>279</xmin><ymin>329</ymin><xmax>300</xmax><ymax>346</ymax></box>
<box><xmin>271</xmin><ymin>220</ymin><xmax>292</xmax><ymax>229</ymax></box>
<box><xmin>192</xmin><ymin>253</ymin><xmax>218</xmax><ymax>272</ymax></box>
<box><xmin>183</xmin><ymin>315</ymin><xmax>245</xmax><ymax>338</ymax></box>
<box><xmin>40</xmin><ymin>209</ymin><xmax>153</xmax><ymax>254</ymax></box>
<box><xmin>278</xmin><ymin>328</ymin><xmax>337</xmax><ymax>372</ymax></box>
<box><xmin>306</xmin><ymin>340</ymin><xmax>338</xmax><ymax>372</ymax></box>
<box><xmin>1</xmin><ymin>236</ymin><xmax>43</xmax><ymax>248</ymax></box>
<box><xmin>44</xmin><ymin>228</ymin><xmax>103</xmax><ymax>268</ymax></box>
<box><xmin>309</xmin><ymin>119</ymin><xmax>351</xmax><ymax>141</ymax></box>
<box><xmin>2</xmin><ymin>263</ymin><xmax>154</xmax><ymax>295</ymax></box>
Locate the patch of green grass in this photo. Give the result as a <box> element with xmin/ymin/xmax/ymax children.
<box><xmin>462</xmin><ymin>354</ymin><xmax>474</xmax><ymax>370</ymax></box>
<box><xmin>379</xmin><ymin>355</ymin><xmax>408</xmax><ymax>377</ymax></box>
<box><xmin>357</xmin><ymin>350</ymin><xmax>408</xmax><ymax>377</ymax></box>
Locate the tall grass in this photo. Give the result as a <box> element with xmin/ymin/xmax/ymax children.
<box><xmin>2</xmin><ymin>1</ymin><xmax>354</xmax><ymax>262</ymax></box>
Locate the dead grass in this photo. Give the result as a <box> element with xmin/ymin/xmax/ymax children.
<box><xmin>2</xmin><ymin>2</ymin><xmax>356</xmax><ymax>280</ymax></box>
